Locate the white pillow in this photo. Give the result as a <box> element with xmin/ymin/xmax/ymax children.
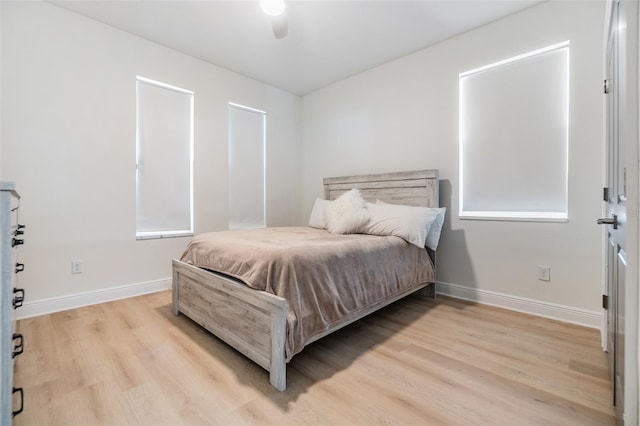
<box><xmin>308</xmin><ymin>198</ymin><xmax>332</xmax><ymax>229</ymax></box>
<box><xmin>425</xmin><ymin>207</ymin><xmax>446</xmax><ymax>250</ymax></box>
<box><xmin>377</xmin><ymin>200</ymin><xmax>446</xmax><ymax>250</ymax></box>
<box><xmin>363</xmin><ymin>202</ymin><xmax>438</xmax><ymax>247</ymax></box>
<box><xmin>324</xmin><ymin>189</ymin><xmax>371</xmax><ymax>234</ymax></box>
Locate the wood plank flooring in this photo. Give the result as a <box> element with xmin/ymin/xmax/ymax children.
<box><xmin>13</xmin><ymin>291</ymin><xmax>615</xmax><ymax>425</ymax></box>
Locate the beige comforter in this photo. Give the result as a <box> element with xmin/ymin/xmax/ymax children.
<box><xmin>180</xmin><ymin>226</ymin><xmax>434</xmax><ymax>361</ymax></box>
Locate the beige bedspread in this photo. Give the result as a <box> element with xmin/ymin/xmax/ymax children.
<box><xmin>180</xmin><ymin>226</ymin><xmax>434</xmax><ymax>361</ymax></box>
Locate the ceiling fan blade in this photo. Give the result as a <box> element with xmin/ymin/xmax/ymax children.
<box><xmin>271</xmin><ymin>14</ymin><xmax>288</xmax><ymax>39</ymax></box>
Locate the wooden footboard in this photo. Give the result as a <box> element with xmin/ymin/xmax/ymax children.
<box><xmin>173</xmin><ymin>257</ymin><xmax>435</xmax><ymax>391</ymax></box>
<box><xmin>172</xmin><ymin>259</ymin><xmax>288</xmax><ymax>391</ymax></box>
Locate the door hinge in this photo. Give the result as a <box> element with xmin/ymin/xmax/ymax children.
<box><xmin>602</xmin><ymin>294</ymin><xmax>608</xmax><ymax>310</ymax></box>
<box><xmin>603</xmin><ymin>187</ymin><xmax>609</xmax><ymax>201</ymax></box>
<box><xmin>604</xmin><ymin>79</ymin><xmax>609</xmax><ymax>94</ymax></box>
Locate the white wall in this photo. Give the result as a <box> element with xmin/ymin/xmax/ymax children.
<box><xmin>0</xmin><ymin>1</ymin><xmax>301</xmax><ymax>307</ymax></box>
<box><xmin>300</xmin><ymin>1</ymin><xmax>605</xmax><ymax>320</ymax></box>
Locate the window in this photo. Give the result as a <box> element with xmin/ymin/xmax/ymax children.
<box><xmin>228</xmin><ymin>103</ymin><xmax>266</xmax><ymax>229</ymax></box>
<box><xmin>136</xmin><ymin>76</ymin><xmax>194</xmax><ymax>239</ymax></box>
<box><xmin>459</xmin><ymin>41</ymin><xmax>570</xmax><ymax>221</ymax></box>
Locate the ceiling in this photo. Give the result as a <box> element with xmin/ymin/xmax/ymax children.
<box><xmin>51</xmin><ymin>0</ymin><xmax>543</xmax><ymax>96</ymax></box>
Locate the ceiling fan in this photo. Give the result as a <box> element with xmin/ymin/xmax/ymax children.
<box><xmin>260</xmin><ymin>0</ymin><xmax>288</xmax><ymax>39</ymax></box>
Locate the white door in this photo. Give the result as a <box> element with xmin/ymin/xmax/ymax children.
<box><xmin>603</xmin><ymin>1</ymin><xmax>625</xmax><ymax>419</ymax></box>
<box><xmin>601</xmin><ymin>0</ymin><xmax>639</xmax><ymax>424</ymax></box>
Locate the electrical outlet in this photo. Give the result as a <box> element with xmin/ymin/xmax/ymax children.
<box><xmin>537</xmin><ymin>266</ymin><xmax>550</xmax><ymax>282</ymax></box>
<box><xmin>71</xmin><ymin>260</ymin><xmax>83</xmax><ymax>274</ymax></box>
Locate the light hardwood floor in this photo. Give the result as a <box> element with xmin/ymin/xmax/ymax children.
<box><xmin>13</xmin><ymin>291</ymin><xmax>614</xmax><ymax>425</ymax></box>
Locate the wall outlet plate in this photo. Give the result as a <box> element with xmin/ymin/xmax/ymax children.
<box><xmin>537</xmin><ymin>265</ymin><xmax>550</xmax><ymax>282</ymax></box>
<box><xmin>71</xmin><ymin>260</ymin><xmax>82</xmax><ymax>274</ymax></box>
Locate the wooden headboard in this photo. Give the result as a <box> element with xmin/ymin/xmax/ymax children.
<box><xmin>323</xmin><ymin>169</ymin><xmax>439</xmax><ymax>208</ymax></box>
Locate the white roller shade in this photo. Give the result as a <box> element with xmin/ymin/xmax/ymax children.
<box><xmin>459</xmin><ymin>41</ymin><xmax>569</xmax><ymax>221</ymax></box>
<box><xmin>136</xmin><ymin>77</ymin><xmax>194</xmax><ymax>238</ymax></box>
<box><xmin>228</xmin><ymin>103</ymin><xmax>266</xmax><ymax>229</ymax></box>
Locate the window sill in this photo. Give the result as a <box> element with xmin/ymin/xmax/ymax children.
<box><xmin>136</xmin><ymin>231</ymin><xmax>194</xmax><ymax>240</ymax></box>
<box><xmin>459</xmin><ymin>211</ymin><xmax>568</xmax><ymax>223</ymax></box>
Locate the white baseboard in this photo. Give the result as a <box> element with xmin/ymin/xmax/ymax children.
<box><xmin>436</xmin><ymin>281</ymin><xmax>602</xmax><ymax>329</ymax></box>
<box><xmin>17</xmin><ymin>278</ymin><xmax>602</xmax><ymax>329</ymax></box>
<box><xmin>16</xmin><ymin>278</ymin><xmax>172</xmax><ymax>319</ymax></box>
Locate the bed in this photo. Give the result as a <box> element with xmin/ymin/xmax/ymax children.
<box><xmin>172</xmin><ymin>169</ymin><xmax>440</xmax><ymax>391</ymax></box>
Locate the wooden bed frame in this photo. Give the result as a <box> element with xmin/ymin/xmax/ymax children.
<box><xmin>172</xmin><ymin>169</ymin><xmax>439</xmax><ymax>391</ymax></box>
